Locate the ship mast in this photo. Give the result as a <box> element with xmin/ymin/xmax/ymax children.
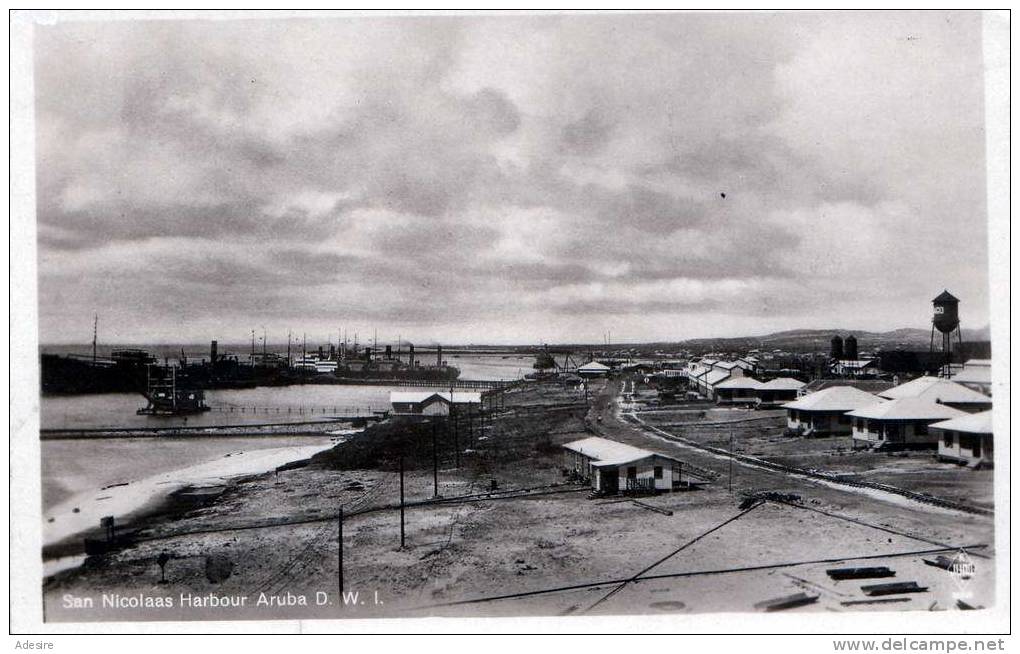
<box><xmin>92</xmin><ymin>313</ymin><xmax>98</xmax><ymax>364</ymax></box>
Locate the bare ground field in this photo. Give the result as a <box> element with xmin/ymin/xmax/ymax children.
<box><xmin>42</xmin><ymin>378</ymin><xmax>995</xmax><ymax>622</ymax></box>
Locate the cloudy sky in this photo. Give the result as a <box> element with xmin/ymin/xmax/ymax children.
<box><xmin>34</xmin><ymin>11</ymin><xmax>990</xmax><ymax>346</ymax></box>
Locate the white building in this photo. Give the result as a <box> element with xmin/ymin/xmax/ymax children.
<box><xmin>877</xmin><ymin>376</ymin><xmax>991</xmax><ymax>413</ymax></box>
<box><xmin>951</xmin><ymin>360</ymin><xmax>992</xmax><ymax>396</ymax></box>
<box><xmin>577</xmin><ymin>361</ymin><xmax>611</xmax><ymax>378</ymax></box>
<box><xmin>931</xmin><ymin>410</ymin><xmax>993</xmax><ymax>467</ymax></box>
<box><xmin>562</xmin><ymin>436</ymin><xmax>684</xmax><ymax>494</ymax></box>
<box><xmin>390</xmin><ymin>390</ymin><xmax>482</xmax><ymax>416</ymax></box>
<box><xmin>783</xmin><ymin>386</ymin><xmax>884</xmax><ymax>436</ymax></box>
<box><xmin>756</xmin><ymin>377</ymin><xmax>806</xmax><ymax>407</ymax></box>
<box><xmin>846</xmin><ymin>397</ymin><xmax>967</xmax><ymax>449</ymax></box>
<box><xmin>713</xmin><ymin>377</ymin><xmax>764</xmax><ymax>405</ymax></box>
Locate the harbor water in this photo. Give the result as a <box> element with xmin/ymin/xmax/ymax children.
<box><xmin>39</xmin><ymin>353</ymin><xmax>534</xmax><ymax>550</ymax></box>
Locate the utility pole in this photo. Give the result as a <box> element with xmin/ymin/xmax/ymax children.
<box><xmin>728</xmin><ymin>432</ymin><xmax>734</xmax><ymax>492</ymax></box>
<box><xmin>92</xmin><ymin>313</ymin><xmax>98</xmax><ymax>364</ymax></box>
<box><xmin>250</xmin><ymin>329</ymin><xmax>256</xmax><ymax>367</ymax></box>
<box><xmin>432</xmin><ymin>421</ymin><xmax>439</xmax><ymax>498</ymax></box>
<box><xmin>287</xmin><ymin>330</ymin><xmax>292</xmax><ymax>366</ymax></box>
<box><xmin>338</xmin><ymin>506</ymin><xmax>344</xmax><ymax>594</ymax></box>
<box><xmin>453</xmin><ymin>412</ymin><xmax>460</xmax><ymax>468</ymax></box>
<box><xmin>399</xmin><ymin>455</ymin><xmax>406</xmax><ymax>548</ymax></box>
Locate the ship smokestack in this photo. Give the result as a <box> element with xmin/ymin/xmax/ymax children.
<box><xmin>210</xmin><ymin>340</ymin><xmax>218</xmax><ymax>365</ymax></box>
<box><xmin>437</xmin><ymin>344</ymin><xmax>443</xmax><ymax>367</ymax></box>
<box><xmin>409</xmin><ymin>344</ymin><xmax>415</xmax><ymax>368</ymax></box>
<box><xmin>385</xmin><ymin>345</ymin><xmax>392</xmax><ymax>359</ymax></box>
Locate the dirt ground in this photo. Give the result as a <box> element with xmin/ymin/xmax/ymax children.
<box><xmin>42</xmin><ymin>378</ymin><xmax>995</xmax><ymax>622</ymax></box>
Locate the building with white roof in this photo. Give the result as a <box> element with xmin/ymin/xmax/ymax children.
<box><xmin>931</xmin><ymin>410</ymin><xmax>993</xmax><ymax>467</ymax></box>
<box><xmin>756</xmin><ymin>377</ymin><xmax>806</xmax><ymax>407</ymax></box>
<box><xmin>562</xmin><ymin>436</ymin><xmax>684</xmax><ymax>494</ymax></box>
<box><xmin>877</xmin><ymin>376</ymin><xmax>992</xmax><ymax>413</ymax></box>
<box><xmin>390</xmin><ymin>390</ymin><xmax>482</xmax><ymax>416</ymax></box>
<box><xmin>783</xmin><ymin>386</ymin><xmax>885</xmax><ymax>436</ymax></box>
<box><xmin>714</xmin><ymin>377</ymin><xmax>765</xmax><ymax>405</ymax></box>
<box><xmin>831</xmin><ymin>359</ymin><xmax>879</xmax><ymax>378</ymax></box>
<box><xmin>951</xmin><ymin>360</ymin><xmax>992</xmax><ymax>396</ymax></box>
<box><xmin>846</xmin><ymin>397</ymin><xmax>967</xmax><ymax>448</ymax></box>
<box><xmin>577</xmin><ymin>361</ymin><xmax>611</xmax><ymax>378</ymax></box>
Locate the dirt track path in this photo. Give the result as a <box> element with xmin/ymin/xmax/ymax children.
<box><xmin>586</xmin><ymin>378</ymin><xmax>994</xmax><ymax>551</ymax></box>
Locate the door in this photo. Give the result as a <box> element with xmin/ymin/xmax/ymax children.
<box><xmin>601</xmin><ymin>469</ymin><xmax>619</xmax><ymax>494</ymax></box>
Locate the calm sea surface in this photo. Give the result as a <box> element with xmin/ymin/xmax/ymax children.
<box><xmin>39</xmin><ymin>354</ymin><xmax>534</xmax><ymax>514</ymax></box>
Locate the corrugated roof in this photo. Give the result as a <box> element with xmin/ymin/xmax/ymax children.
<box><xmin>801</xmin><ymin>379</ymin><xmax>895</xmax><ymax>395</ymax></box>
<box><xmin>761</xmin><ymin>377</ymin><xmax>805</xmax><ymax>390</ymax></box>
<box><xmin>562</xmin><ymin>436</ymin><xmax>681</xmax><ymax>467</ymax></box>
<box><xmin>714</xmin><ymin>377</ymin><xmax>765</xmax><ymax>390</ymax></box>
<box><xmin>700</xmin><ymin>358</ymin><xmax>719</xmax><ymax>366</ymax></box>
<box><xmin>704</xmin><ymin>370</ymin><xmax>731</xmax><ymax>386</ymax></box>
<box><xmin>783</xmin><ymin>386</ymin><xmax>885</xmax><ymax>412</ymax></box>
<box><xmin>930</xmin><ymin>410</ymin><xmax>993</xmax><ymax>435</ymax></box>
<box><xmin>578</xmin><ymin>361</ymin><xmax>611</xmax><ymax>372</ymax></box>
<box><xmin>715</xmin><ymin>361</ymin><xmax>740</xmax><ymax>370</ymax></box>
<box><xmin>846</xmin><ymin>398</ymin><xmax>967</xmax><ymax>421</ymax></box>
<box><xmin>879</xmin><ymin>377</ymin><xmax>991</xmax><ymax>404</ymax></box>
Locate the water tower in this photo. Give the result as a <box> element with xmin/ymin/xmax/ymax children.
<box><xmin>930</xmin><ymin>290</ymin><xmax>963</xmax><ymax>377</ymax></box>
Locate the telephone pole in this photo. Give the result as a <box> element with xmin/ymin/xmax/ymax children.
<box><xmin>432</xmin><ymin>421</ymin><xmax>439</xmax><ymax>498</ymax></box>
<box><xmin>399</xmin><ymin>455</ymin><xmax>406</xmax><ymax>548</ymax></box>
<box><xmin>337</xmin><ymin>506</ymin><xmax>344</xmax><ymax>594</ymax></box>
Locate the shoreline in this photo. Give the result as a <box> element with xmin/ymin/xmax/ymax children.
<box><xmin>42</xmin><ymin>440</ymin><xmax>340</xmax><ymax>557</ymax></box>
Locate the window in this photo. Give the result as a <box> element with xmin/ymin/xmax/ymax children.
<box><xmin>654</xmin><ymin>466</ymin><xmax>663</xmax><ymax>479</ymax></box>
<box><xmin>915</xmin><ymin>423</ymin><xmax>928</xmax><ymax>436</ymax></box>
<box><xmin>855</xmin><ymin>419</ymin><xmax>864</xmax><ymax>431</ymax></box>
<box><xmin>627</xmin><ymin>466</ymin><xmax>637</xmax><ymax>479</ymax></box>
<box><xmin>838</xmin><ymin>414</ymin><xmax>851</xmax><ymax>425</ymax></box>
<box><xmin>943</xmin><ymin>430</ymin><xmax>954</xmax><ymax>448</ymax></box>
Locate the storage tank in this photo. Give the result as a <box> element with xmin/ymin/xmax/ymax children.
<box><xmin>830</xmin><ymin>335</ymin><xmax>844</xmax><ymax>360</ymax></box>
<box><xmin>932</xmin><ymin>290</ymin><xmax>961</xmax><ymax>333</ymax></box>
<box><xmin>844</xmin><ymin>334</ymin><xmax>858</xmax><ymax>361</ymax></box>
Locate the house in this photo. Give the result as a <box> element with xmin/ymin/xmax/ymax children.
<box><xmin>798</xmin><ymin>379</ymin><xmax>895</xmax><ymax>397</ymax></box>
<box><xmin>951</xmin><ymin>360</ymin><xmax>992</xmax><ymax>396</ymax></box>
<box><xmin>756</xmin><ymin>378</ymin><xmax>805</xmax><ymax>407</ymax></box>
<box><xmin>846</xmin><ymin>398</ymin><xmax>967</xmax><ymax>449</ymax></box>
<box><xmin>577</xmin><ymin>361</ymin><xmax>611</xmax><ymax>378</ymax></box>
<box><xmin>390</xmin><ymin>391</ymin><xmax>482</xmax><ymax>416</ymax></box>
<box><xmin>701</xmin><ymin>369</ymin><xmax>732</xmax><ymax>399</ymax></box>
<box><xmin>562</xmin><ymin>436</ymin><xmax>684</xmax><ymax>494</ymax></box>
<box><xmin>931</xmin><ymin>410</ymin><xmax>993</xmax><ymax>467</ymax></box>
<box><xmin>877</xmin><ymin>376</ymin><xmax>992</xmax><ymax>413</ymax></box>
<box><xmin>831</xmin><ymin>359</ymin><xmax>878</xmax><ymax>378</ymax></box>
<box><xmin>783</xmin><ymin>386</ymin><xmax>885</xmax><ymax>437</ymax></box>
<box><xmin>713</xmin><ymin>377</ymin><xmax>764</xmax><ymax>405</ymax></box>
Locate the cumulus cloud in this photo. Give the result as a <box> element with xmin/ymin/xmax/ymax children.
<box><xmin>33</xmin><ymin>12</ymin><xmax>990</xmax><ymax>344</ymax></box>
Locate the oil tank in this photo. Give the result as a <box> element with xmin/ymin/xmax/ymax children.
<box><xmin>844</xmin><ymin>335</ymin><xmax>858</xmax><ymax>361</ymax></box>
<box><xmin>932</xmin><ymin>290</ymin><xmax>960</xmax><ymax>333</ymax></box>
<box><xmin>830</xmin><ymin>335</ymin><xmax>844</xmax><ymax>360</ymax></box>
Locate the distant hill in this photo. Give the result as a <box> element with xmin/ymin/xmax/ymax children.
<box><xmin>678</xmin><ymin>325</ymin><xmax>991</xmax><ymax>354</ymax></box>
